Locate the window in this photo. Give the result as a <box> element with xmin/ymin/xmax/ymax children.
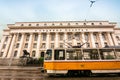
<box><xmin>118</xmin><ymin>43</ymin><xmax>120</xmax><ymax>46</ymax></box>
<box><xmin>2</xmin><ymin>44</ymin><xmax>6</xmax><ymax>49</ymax></box>
<box><xmin>32</xmin><ymin>51</ymin><xmax>36</xmax><ymax>57</ymax></box>
<box><xmin>83</xmin><ymin>49</ymin><xmax>99</xmax><ymax>60</ymax></box>
<box><xmin>42</xmin><ymin>43</ymin><xmax>46</xmax><ymax>48</ymax></box>
<box><xmin>26</xmin><ymin>34</ymin><xmax>30</xmax><ymax>41</ymax></box>
<box><xmin>77</xmin><ymin>43</ymin><xmax>81</xmax><ymax>46</ymax></box>
<box><xmin>76</xmin><ymin>23</ymin><xmax>78</xmax><ymax>25</ymax></box>
<box><xmin>68</xmin><ymin>33</ymin><xmax>72</xmax><ymax>41</ymax></box>
<box><xmin>66</xmin><ymin>49</ymin><xmax>82</xmax><ymax>60</ymax></box>
<box><xmin>36</xmin><ymin>24</ymin><xmax>39</xmax><ymax>26</ymax></box>
<box><xmin>44</xmin><ymin>23</ymin><xmax>47</xmax><ymax>26</ymax></box>
<box><xmin>68</xmin><ymin>23</ymin><xmax>70</xmax><ymax>25</ymax></box>
<box><xmin>52</xmin><ymin>23</ymin><xmax>55</xmax><ymax>26</ymax></box>
<box><xmin>51</xmin><ymin>34</ymin><xmax>55</xmax><ymax>41</ymax></box>
<box><xmin>74</xmin><ymin>33</ymin><xmax>80</xmax><ymax>40</ymax></box>
<box><xmin>104</xmin><ymin>42</ymin><xmax>108</xmax><ymax>47</ymax></box>
<box><xmin>16</xmin><ymin>43</ymin><xmax>19</xmax><ymax>48</ymax></box>
<box><xmin>45</xmin><ymin>49</ymin><xmax>52</xmax><ymax>60</ymax></box>
<box><xmin>33</xmin><ymin>43</ymin><xmax>37</xmax><ymax>48</ymax></box>
<box><xmin>91</xmin><ymin>23</ymin><xmax>94</xmax><ymax>25</ymax></box>
<box><xmin>60</xmin><ymin>23</ymin><xmax>62</xmax><ymax>25</ymax></box>
<box><xmin>14</xmin><ymin>51</ymin><xmax>18</xmax><ymax>57</ymax></box>
<box><xmin>116</xmin><ymin>36</ymin><xmax>120</xmax><ymax>41</ymax></box>
<box><xmin>21</xmin><ymin>24</ymin><xmax>24</xmax><ymax>26</ymax></box>
<box><xmin>100</xmin><ymin>49</ymin><xmax>116</xmax><ymax>60</ymax></box>
<box><xmin>60</xmin><ymin>43</ymin><xmax>63</xmax><ymax>48</ymax></box>
<box><xmin>42</xmin><ymin>33</ymin><xmax>46</xmax><ymax>41</ymax></box>
<box><xmin>18</xmin><ymin>34</ymin><xmax>22</xmax><ymax>41</ymax></box>
<box><xmin>29</xmin><ymin>24</ymin><xmax>31</xmax><ymax>26</ymax></box>
<box><xmin>85</xmin><ymin>33</ymin><xmax>89</xmax><ymax>41</ymax></box>
<box><xmin>86</xmin><ymin>43</ymin><xmax>90</xmax><ymax>48</ymax></box>
<box><xmin>84</xmin><ymin>23</ymin><xmax>86</xmax><ymax>25</ymax></box>
<box><xmin>93</xmin><ymin>34</ymin><xmax>97</xmax><ymax>41</ymax></box>
<box><xmin>59</xmin><ymin>33</ymin><xmax>64</xmax><ymax>41</ymax></box>
<box><xmin>102</xmin><ymin>33</ymin><xmax>106</xmax><ymax>40</ymax></box>
<box><xmin>34</xmin><ymin>34</ymin><xmax>38</xmax><ymax>41</ymax></box>
<box><xmin>51</xmin><ymin>43</ymin><xmax>54</xmax><ymax>48</ymax></box>
<box><xmin>99</xmin><ymin>23</ymin><xmax>102</xmax><ymax>25</ymax></box>
<box><xmin>115</xmin><ymin>49</ymin><xmax>120</xmax><ymax>59</ymax></box>
<box><xmin>0</xmin><ymin>52</ymin><xmax>3</xmax><ymax>57</ymax></box>
<box><xmin>95</xmin><ymin>43</ymin><xmax>99</xmax><ymax>48</ymax></box>
<box><xmin>24</xmin><ymin>43</ymin><xmax>28</xmax><ymax>48</ymax></box>
<box><xmin>54</xmin><ymin>49</ymin><xmax>65</xmax><ymax>60</ymax></box>
<box><xmin>5</xmin><ymin>37</ymin><xmax>8</xmax><ymax>42</ymax></box>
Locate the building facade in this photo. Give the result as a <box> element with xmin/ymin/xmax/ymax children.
<box><xmin>0</xmin><ymin>21</ymin><xmax>120</xmax><ymax>59</ymax></box>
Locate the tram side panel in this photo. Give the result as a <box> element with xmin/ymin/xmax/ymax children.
<box><xmin>44</xmin><ymin>48</ymin><xmax>120</xmax><ymax>74</ymax></box>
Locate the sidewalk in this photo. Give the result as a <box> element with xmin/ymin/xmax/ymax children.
<box><xmin>0</xmin><ymin>66</ymin><xmax>42</xmax><ymax>70</ymax></box>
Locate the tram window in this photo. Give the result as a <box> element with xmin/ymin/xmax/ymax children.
<box><xmin>83</xmin><ymin>49</ymin><xmax>99</xmax><ymax>60</ymax></box>
<box><xmin>100</xmin><ymin>49</ymin><xmax>116</xmax><ymax>60</ymax></box>
<box><xmin>54</xmin><ymin>49</ymin><xmax>65</xmax><ymax>60</ymax></box>
<box><xmin>45</xmin><ymin>49</ymin><xmax>52</xmax><ymax>60</ymax></box>
<box><xmin>66</xmin><ymin>49</ymin><xmax>82</xmax><ymax>60</ymax></box>
<box><xmin>115</xmin><ymin>49</ymin><xmax>120</xmax><ymax>59</ymax></box>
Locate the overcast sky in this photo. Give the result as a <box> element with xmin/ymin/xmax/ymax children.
<box><xmin>0</xmin><ymin>0</ymin><xmax>120</xmax><ymax>38</ymax></box>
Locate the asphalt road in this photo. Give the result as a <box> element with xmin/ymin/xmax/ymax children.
<box><xmin>0</xmin><ymin>66</ymin><xmax>119</xmax><ymax>80</ymax></box>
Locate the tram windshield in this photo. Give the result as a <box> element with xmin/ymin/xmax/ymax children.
<box><xmin>99</xmin><ymin>49</ymin><xmax>116</xmax><ymax>60</ymax></box>
<box><xmin>45</xmin><ymin>49</ymin><xmax>52</xmax><ymax>60</ymax></box>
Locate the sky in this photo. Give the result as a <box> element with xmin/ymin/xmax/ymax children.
<box><xmin>0</xmin><ymin>0</ymin><xmax>120</xmax><ymax>39</ymax></box>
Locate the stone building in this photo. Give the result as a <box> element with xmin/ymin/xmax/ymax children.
<box><xmin>0</xmin><ymin>21</ymin><xmax>120</xmax><ymax>60</ymax></box>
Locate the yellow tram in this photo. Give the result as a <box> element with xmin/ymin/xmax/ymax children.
<box><xmin>44</xmin><ymin>48</ymin><xmax>120</xmax><ymax>76</ymax></box>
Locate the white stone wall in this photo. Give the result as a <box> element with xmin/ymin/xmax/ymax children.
<box><xmin>0</xmin><ymin>21</ymin><xmax>120</xmax><ymax>59</ymax></box>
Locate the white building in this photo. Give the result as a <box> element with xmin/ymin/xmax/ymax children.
<box><xmin>0</xmin><ymin>21</ymin><xmax>120</xmax><ymax>59</ymax></box>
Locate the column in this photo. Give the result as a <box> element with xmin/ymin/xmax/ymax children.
<box><xmin>3</xmin><ymin>35</ymin><xmax>12</xmax><ymax>58</ymax></box>
<box><xmin>98</xmin><ymin>32</ymin><xmax>104</xmax><ymax>47</ymax></box>
<box><xmin>36</xmin><ymin>33</ymin><xmax>41</xmax><ymax>58</ymax></box>
<box><xmin>107</xmin><ymin>32</ymin><xmax>114</xmax><ymax>46</ymax></box>
<box><xmin>55</xmin><ymin>32</ymin><xmax>59</xmax><ymax>48</ymax></box>
<box><xmin>17</xmin><ymin>33</ymin><xmax>25</xmax><ymax>58</ymax></box>
<box><xmin>28</xmin><ymin>33</ymin><xmax>33</xmax><ymax>54</ymax></box>
<box><xmin>0</xmin><ymin>36</ymin><xmax>6</xmax><ymax>53</ymax></box>
<box><xmin>111</xmin><ymin>32</ymin><xmax>118</xmax><ymax>46</ymax></box>
<box><xmin>7</xmin><ymin>34</ymin><xmax>17</xmax><ymax>58</ymax></box>
<box><xmin>64</xmin><ymin>32</ymin><xmax>67</xmax><ymax>48</ymax></box>
<box><xmin>90</xmin><ymin>32</ymin><xmax>95</xmax><ymax>48</ymax></box>
<box><xmin>46</xmin><ymin>33</ymin><xmax>50</xmax><ymax>49</ymax></box>
<box><xmin>81</xmin><ymin>32</ymin><xmax>86</xmax><ymax>48</ymax></box>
